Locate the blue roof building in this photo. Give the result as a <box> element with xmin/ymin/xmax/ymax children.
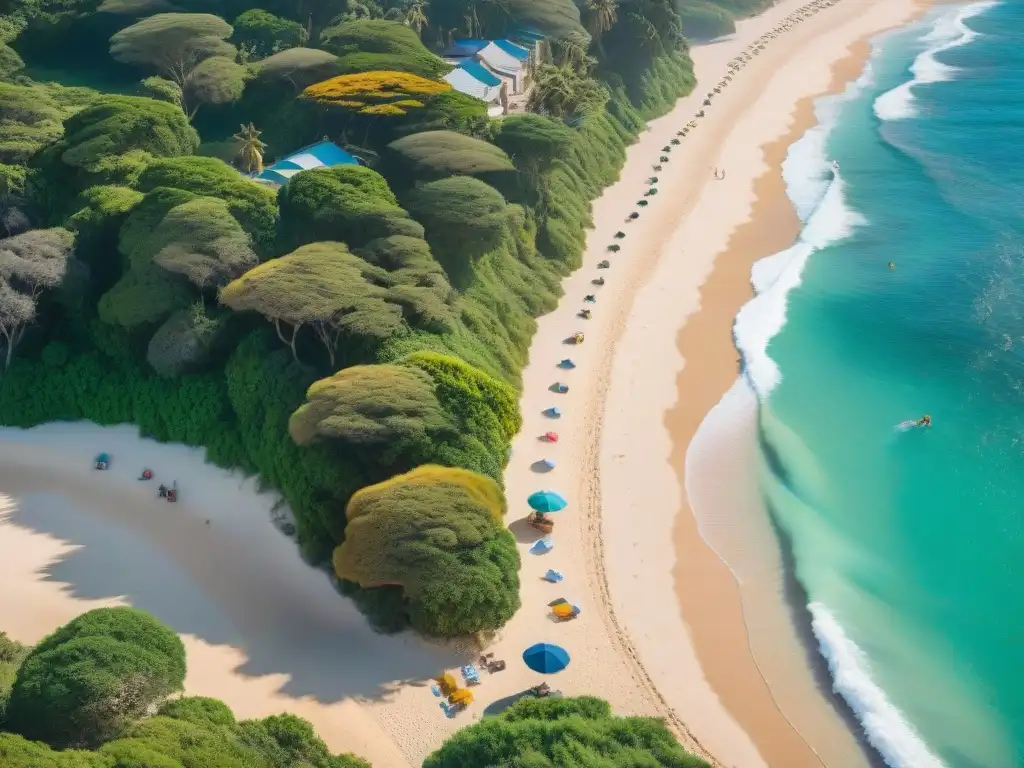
<box><xmin>256</xmin><ymin>140</ymin><xmax>358</xmax><ymax>186</ymax></box>
<box><xmin>493</xmin><ymin>39</ymin><xmax>530</xmax><ymax>61</ymax></box>
<box><xmin>458</xmin><ymin>60</ymin><xmax>502</xmax><ymax>87</ymax></box>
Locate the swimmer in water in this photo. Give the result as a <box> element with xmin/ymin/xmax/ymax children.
<box><xmin>917</xmin><ymin>414</ymin><xmax>932</xmax><ymax>427</ymax></box>
<box><xmin>888</xmin><ymin>261</ymin><xmax>895</xmax><ymax>270</ymax></box>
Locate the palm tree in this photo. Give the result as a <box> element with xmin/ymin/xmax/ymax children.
<box><xmin>527</xmin><ymin>64</ymin><xmax>608</xmax><ymax>120</ymax></box>
<box><xmin>405</xmin><ymin>0</ymin><xmax>428</xmax><ymax>36</ymax></box>
<box><xmin>584</xmin><ymin>0</ymin><xmax>617</xmax><ymax>39</ymax></box>
<box><xmin>552</xmin><ymin>32</ymin><xmax>592</xmax><ymax>74</ymax></box>
<box><xmin>233</xmin><ymin>123</ymin><xmax>267</xmax><ymax>175</ymax></box>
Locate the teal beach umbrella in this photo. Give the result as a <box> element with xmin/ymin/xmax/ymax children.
<box><xmin>528</xmin><ymin>491</ymin><xmax>567</xmax><ymax>513</ymax></box>
<box><xmin>522</xmin><ymin>643</ymin><xmax>570</xmax><ymax>673</ymax></box>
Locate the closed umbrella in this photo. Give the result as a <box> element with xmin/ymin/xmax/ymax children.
<box><xmin>522</xmin><ymin>643</ymin><xmax>570</xmax><ymax>673</ymax></box>
<box><xmin>528</xmin><ymin>491</ymin><xmax>567</xmax><ymax>513</ymax></box>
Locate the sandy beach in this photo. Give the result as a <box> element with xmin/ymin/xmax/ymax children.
<box><xmin>0</xmin><ymin>2</ymin><xmax>936</xmax><ymax>767</ymax></box>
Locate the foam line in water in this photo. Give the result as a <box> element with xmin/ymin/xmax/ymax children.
<box><xmin>874</xmin><ymin>1</ymin><xmax>999</xmax><ymax>121</ymax></box>
<box><xmin>733</xmin><ymin>66</ymin><xmax>871</xmax><ymax>398</ymax></box>
<box><xmin>810</xmin><ymin>604</ymin><xmax>947</xmax><ymax>768</ymax></box>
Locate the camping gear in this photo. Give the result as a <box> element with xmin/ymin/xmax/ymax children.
<box><xmin>522</xmin><ymin>644</ymin><xmax>571</xmax><ymax>674</ymax></box>
<box><xmin>139</xmin><ymin>468</ymin><xmax>153</xmax><ymax>481</ymax></box>
<box><xmin>528</xmin><ymin>491</ymin><xmax>567</xmax><ymax>513</ymax></box>
<box><xmin>552</xmin><ymin>603</ymin><xmax>581</xmax><ymax>621</ymax></box>
<box><xmin>558</xmin><ymin>358</ymin><xmax>576</xmax><ymax>368</ymax></box>
<box><xmin>94</xmin><ymin>453</ymin><xmax>110</xmax><ymax>470</ymax></box>
<box><xmin>430</xmin><ymin>683</ymin><xmax>442</xmax><ymax>697</ymax></box>
<box><xmin>545</xmin><ymin>406</ymin><xmax>561</xmax><ymax>418</ymax></box>
<box><xmin>530</xmin><ymin>538</ymin><xmax>554</xmax><ymax>555</ymax></box>
<box><xmin>461</xmin><ymin>665</ymin><xmax>481</xmax><ymax>685</ymax></box>
<box><xmin>584</xmin><ymin>295</ymin><xmax>595</xmax><ymax>303</ymax></box>
<box><xmin>543</xmin><ymin>432</ymin><xmax>559</xmax><ymax>442</ymax></box>
<box><xmin>579</xmin><ymin>309</ymin><xmax>592</xmax><ymax>319</ymax></box>
<box><xmin>598</xmin><ymin>260</ymin><xmax>610</xmax><ymax>268</ymax></box>
<box><xmin>592</xmin><ymin>277</ymin><xmax>605</xmax><ymax>286</ymax></box>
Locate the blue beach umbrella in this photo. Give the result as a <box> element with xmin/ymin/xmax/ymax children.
<box><xmin>522</xmin><ymin>643</ymin><xmax>570</xmax><ymax>674</ymax></box>
<box><xmin>528</xmin><ymin>491</ymin><xmax>567</xmax><ymax>513</ymax></box>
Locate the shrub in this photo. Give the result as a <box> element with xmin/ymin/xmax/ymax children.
<box><xmin>333</xmin><ymin>465</ymin><xmax>520</xmax><ymax>636</ymax></box>
<box><xmin>5</xmin><ymin>607</ymin><xmax>187</xmax><ymax>748</ymax></box>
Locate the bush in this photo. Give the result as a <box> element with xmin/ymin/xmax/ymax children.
<box><xmin>333</xmin><ymin>465</ymin><xmax>520</xmax><ymax>637</ymax></box>
<box><xmin>319</xmin><ymin>19</ymin><xmax>448</xmax><ymax>79</ymax></box>
<box><xmin>277</xmin><ymin>165</ymin><xmax>423</xmax><ymax>250</ymax></box>
<box><xmin>232</xmin><ymin>9</ymin><xmax>307</xmax><ymax>58</ymax></box>
<box><xmin>424</xmin><ymin>695</ymin><xmax>712</xmax><ymax>767</ymax></box>
<box><xmin>385</xmin><ymin>130</ymin><xmax>514</xmax><ymax>184</ymax></box>
<box><xmin>5</xmin><ymin>607</ymin><xmax>186</xmax><ymax>748</ymax></box>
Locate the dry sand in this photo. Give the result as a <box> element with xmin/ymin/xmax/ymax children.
<box><xmin>0</xmin><ymin>3</ymin><xmax>935</xmax><ymax>768</ymax></box>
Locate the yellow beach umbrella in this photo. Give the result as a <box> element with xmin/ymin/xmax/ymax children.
<box><xmin>552</xmin><ymin>603</ymin><xmax>575</xmax><ymax>618</ymax></box>
<box><xmin>449</xmin><ymin>688</ymin><xmax>473</xmax><ymax>706</ymax></box>
<box><xmin>437</xmin><ymin>672</ymin><xmax>457</xmax><ymax>694</ymax></box>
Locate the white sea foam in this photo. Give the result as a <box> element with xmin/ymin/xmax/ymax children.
<box><xmin>810</xmin><ymin>604</ymin><xmax>947</xmax><ymax>768</ymax></box>
<box><xmin>874</xmin><ymin>1</ymin><xmax>999</xmax><ymax>121</ymax></box>
<box><xmin>733</xmin><ymin>72</ymin><xmax>868</xmax><ymax>398</ymax></box>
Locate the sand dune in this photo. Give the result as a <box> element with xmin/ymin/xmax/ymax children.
<box><xmin>0</xmin><ymin>2</ymin><xmax>930</xmax><ymax>767</ymax></box>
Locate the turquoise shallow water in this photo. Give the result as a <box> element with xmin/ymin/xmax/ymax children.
<box><xmin>736</xmin><ymin>3</ymin><xmax>1024</xmax><ymax>765</ymax></box>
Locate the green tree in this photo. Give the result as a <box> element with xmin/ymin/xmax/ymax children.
<box><xmin>404</xmin><ymin>0</ymin><xmax>428</xmax><ymax>36</ymax></box>
<box><xmin>0</xmin><ymin>83</ymin><xmax>63</xmax><ymax>164</ymax></box>
<box><xmin>277</xmin><ymin>165</ymin><xmax>423</xmax><ymax>251</ymax></box>
<box><xmin>137</xmin><ymin>155</ymin><xmax>278</xmax><ymax>248</ymax></box>
<box><xmin>424</xmin><ymin>695</ymin><xmax>712</xmax><ymax>767</ymax></box>
<box><xmin>254</xmin><ymin>47</ymin><xmax>342</xmax><ymax>92</ymax></box>
<box><xmin>5</xmin><ymin>607</ymin><xmax>187</xmax><ymax>748</ymax></box>
<box><xmin>219</xmin><ymin>241</ymin><xmax>405</xmax><ymax>367</ymax></box>
<box><xmin>405</xmin><ymin>176</ymin><xmax>508</xmax><ymax>286</ymax></box>
<box><xmin>47</xmin><ymin>96</ymin><xmax>199</xmax><ymax>182</ymax></box>
<box><xmin>526</xmin><ymin>64</ymin><xmax>608</xmax><ymax>119</ymax></box>
<box><xmin>232</xmin><ymin>8</ymin><xmax>307</xmax><ymax>58</ymax></box>
<box><xmin>0</xmin><ymin>42</ymin><xmax>23</xmax><ymax>80</ymax></box>
<box><xmin>333</xmin><ymin>464</ymin><xmax>520</xmax><ymax>636</ymax></box>
<box><xmin>385</xmin><ymin>130</ymin><xmax>513</xmax><ymax>182</ymax></box>
<box><xmin>0</xmin><ymin>163</ymin><xmax>28</xmax><ymax>236</ymax></box>
<box><xmin>109</xmin><ymin>13</ymin><xmax>245</xmax><ymax>119</ymax></box>
<box><xmin>584</xmin><ymin>0</ymin><xmax>618</xmax><ymax>39</ymax></box>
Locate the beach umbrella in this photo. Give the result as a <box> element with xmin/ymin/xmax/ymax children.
<box><xmin>528</xmin><ymin>490</ymin><xmax>567</xmax><ymax>512</ymax></box>
<box><xmin>437</xmin><ymin>672</ymin><xmax>457</xmax><ymax>694</ymax></box>
<box><xmin>522</xmin><ymin>643</ymin><xmax>570</xmax><ymax>674</ymax></box>
<box><xmin>545</xmin><ymin>406</ymin><xmax>562</xmax><ymax>418</ymax></box>
<box><xmin>552</xmin><ymin>603</ymin><xmax>575</xmax><ymax>618</ymax></box>
<box><xmin>449</xmin><ymin>688</ymin><xmax>473</xmax><ymax>706</ymax></box>
<box><xmin>540</xmin><ymin>458</ymin><xmax>556</xmax><ymax>469</ymax></box>
<box><xmin>544</xmin><ymin>432</ymin><xmax>559</xmax><ymax>442</ymax></box>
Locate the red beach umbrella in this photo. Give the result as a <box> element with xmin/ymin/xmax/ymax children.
<box><xmin>544</xmin><ymin>432</ymin><xmax>559</xmax><ymax>442</ymax></box>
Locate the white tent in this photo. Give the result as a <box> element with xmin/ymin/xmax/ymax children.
<box><xmin>443</xmin><ymin>67</ymin><xmax>501</xmax><ymax>103</ymax></box>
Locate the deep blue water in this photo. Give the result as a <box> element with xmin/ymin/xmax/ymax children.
<box><xmin>736</xmin><ymin>3</ymin><xmax>1024</xmax><ymax>765</ymax></box>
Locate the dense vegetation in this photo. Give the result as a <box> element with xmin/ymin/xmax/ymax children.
<box><xmin>0</xmin><ymin>611</ymin><xmax>708</xmax><ymax>767</ymax></box>
<box><xmin>0</xmin><ymin>609</ymin><xmax>370</xmax><ymax>767</ymax></box>
<box><xmin>0</xmin><ymin>0</ymin><xmax>706</xmax><ymax>640</ymax></box>
<box><xmin>423</xmin><ymin>695</ymin><xmax>711</xmax><ymax>767</ymax></box>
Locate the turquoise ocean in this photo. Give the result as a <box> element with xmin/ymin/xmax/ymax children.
<box><xmin>733</xmin><ymin>2</ymin><xmax>1024</xmax><ymax>765</ymax></box>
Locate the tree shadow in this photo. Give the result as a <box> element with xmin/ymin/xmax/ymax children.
<box><xmin>1</xmin><ymin>473</ymin><xmax>471</xmax><ymax>707</ymax></box>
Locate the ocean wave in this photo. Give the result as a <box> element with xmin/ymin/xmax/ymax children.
<box><xmin>810</xmin><ymin>604</ymin><xmax>946</xmax><ymax>768</ymax></box>
<box><xmin>874</xmin><ymin>1</ymin><xmax>999</xmax><ymax>121</ymax></box>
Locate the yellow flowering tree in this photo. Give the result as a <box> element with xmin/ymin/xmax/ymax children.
<box><xmin>301</xmin><ymin>71</ymin><xmax>453</xmax><ymax>145</ymax></box>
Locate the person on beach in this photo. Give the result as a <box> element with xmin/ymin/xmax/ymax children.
<box><xmin>916</xmin><ymin>414</ymin><xmax>932</xmax><ymax>428</ymax></box>
<box><xmin>888</xmin><ymin>261</ymin><xmax>896</xmax><ymax>270</ymax></box>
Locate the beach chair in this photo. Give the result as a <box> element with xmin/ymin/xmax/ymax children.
<box><xmin>461</xmin><ymin>665</ymin><xmax>481</xmax><ymax>685</ymax></box>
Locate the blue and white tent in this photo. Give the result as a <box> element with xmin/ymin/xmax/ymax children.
<box><xmin>256</xmin><ymin>140</ymin><xmax>358</xmax><ymax>186</ymax></box>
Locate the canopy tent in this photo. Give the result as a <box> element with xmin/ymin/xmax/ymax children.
<box><xmin>256</xmin><ymin>140</ymin><xmax>359</xmax><ymax>186</ymax></box>
<box><xmin>522</xmin><ymin>643</ymin><xmax>571</xmax><ymax>673</ymax></box>
<box><xmin>528</xmin><ymin>491</ymin><xmax>567</xmax><ymax>512</ymax></box>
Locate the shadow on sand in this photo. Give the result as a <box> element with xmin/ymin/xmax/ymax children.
<box><xmin>2</xmin><ymin>471</ymin><xmax>473</xmax><ymax>707</ymax></box>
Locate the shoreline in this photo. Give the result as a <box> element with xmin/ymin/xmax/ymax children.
<box><xmin>668</xmin><ymin>3</ymin><xmax>936</xmax><ymax>768</ymax></box>
<box><xmin>0</xmin><ymin>5</ymin><xmax>942</xmax><ymax>768</ymax></box>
